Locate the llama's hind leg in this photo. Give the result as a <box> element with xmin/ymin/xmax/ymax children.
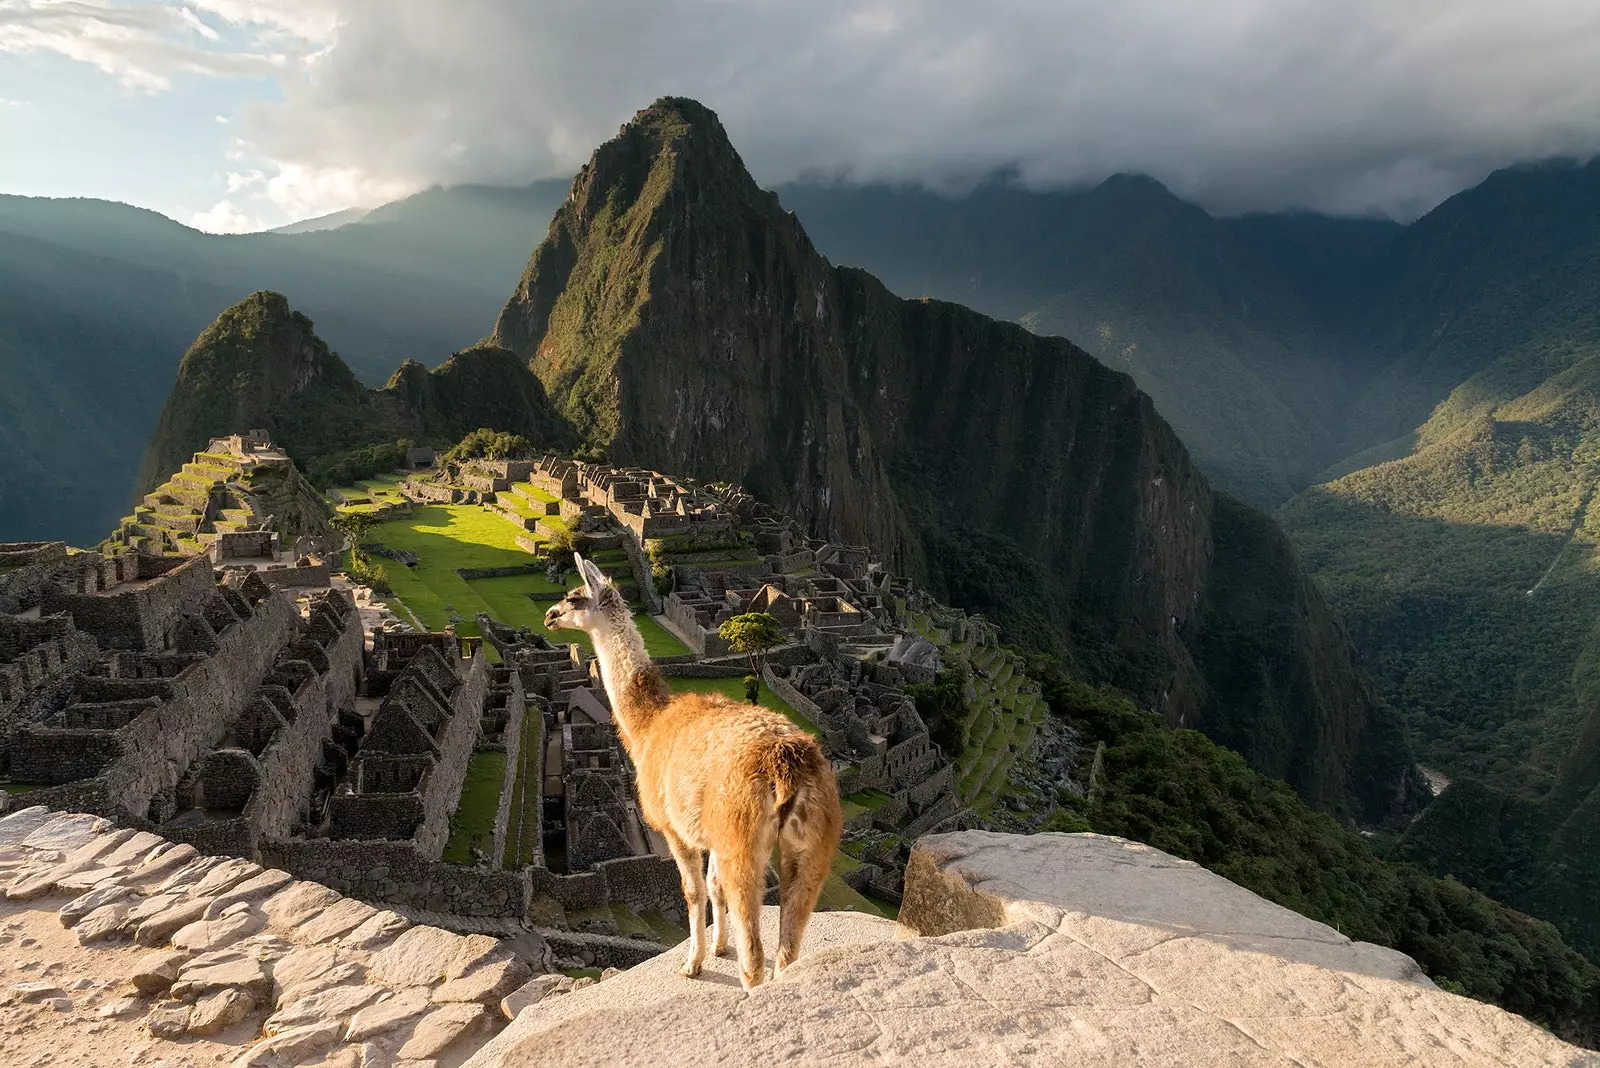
<box><xmin>663</xmin><ymin>830</ymin><xmax>708</xmax><ymax>978</ymax></box>
<box><xmin>707</xmin><ymin>851</ymin><xmax>730</xmax><ymax>956</ymax></box>
<box><xmin>721</xmin><ymin>828</ymin><xmax>776</xmax><ymax>989</ymax></box>
<box><xmin>776</xmin><ymin>831</ymin><xmax>832</xmax><ymax>975</ymax></box>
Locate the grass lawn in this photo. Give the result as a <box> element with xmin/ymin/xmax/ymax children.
<box><xmin>517</xmin><ymin>481</ymin><xmax>560</xmax><ymax>505</ymax></box>
<box><xmin>662</xmin><ymin>674</ymin><xmax>818</xmax><ymax>733</ymax></box>
<box><xmin>360</xmin><ymin>504</ymin><xmax>550</xmax><ymax>637</ymax></box>
<box><xmin>442</xmin><ymin>750</ymin><xmax>508</xmax><ymax>865</ymax></box>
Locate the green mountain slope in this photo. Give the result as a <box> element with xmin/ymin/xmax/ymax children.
<box><xmin>492</xmin><ymin>97</ymin><xmax>1422</xmax><ymax>825</ymax></box>
<box><xmin>136</xmin><ymin>291</ymin><xmax>573</xmax><ymax>498</ymax></box>
<box><xmin>0</xmin><ymin>182</ymin><xmax>567</xmax><ymax>544</ymax></box>
<box><xmin>1280</xmin><ymin>161</ymin><xmax>1600</xmax><ymax>954</ymax></box>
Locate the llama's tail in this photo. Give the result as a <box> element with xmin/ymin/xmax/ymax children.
<box><xmin>771</xmin><ymin>733</ymin><xmax>840</xmax><ymax>839</ymax></box>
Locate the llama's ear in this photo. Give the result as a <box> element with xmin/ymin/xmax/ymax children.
<box><xmin>579</xmin><ymin>557</ymin><xmax>608</xmax><ymax>600</ymax></box>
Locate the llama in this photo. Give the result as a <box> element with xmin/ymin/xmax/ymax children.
<box><xmin>544</xmin><ymin>555</ymin><xmax>842</xmax><ymax>988</ymax></box>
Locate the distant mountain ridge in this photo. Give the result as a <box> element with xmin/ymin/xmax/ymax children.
<box><xmin>0</xmin><ymin>182</ymin><xmax>567</xmax><ymax>544</ymax></box>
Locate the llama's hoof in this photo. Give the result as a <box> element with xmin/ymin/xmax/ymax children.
<box><xmin>680</xmin><ymin>959</ymin><xmax>703</xmax><ymax>978</ymax></box>
<box><xmin>712</xmin><ymin>941</ymin><xmax>731</xmax><ymax>957</ymax></box>
<box><xmin>740</xmin><ymin>967</ymin><xmax>766</xmax><ymax>990</ymax></box>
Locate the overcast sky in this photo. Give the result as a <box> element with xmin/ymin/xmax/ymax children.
<box><xmin>3</xmin><ymin>0</ymin><xmax>1599</xmax><ymax>231</ymax></box>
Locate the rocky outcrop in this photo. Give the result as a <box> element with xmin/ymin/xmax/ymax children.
<box><xmin>470</xmin><ymin>830</ymin><xmax>1592</xmax><ymax>1067</ymax></box>
<box><xmin>135</xmin><ymin>292</ymin><xmax>572</xmax><ymax>499</ymax></box>
<box><xmin>0</xmin><ymin>806</ymin><xmax>546</xmax><ymax>1068</ymax></box>
<box><xmin>490</xmin><ymin>97</ymin><xmax>1420</xmax><ymax>824</ymax></box>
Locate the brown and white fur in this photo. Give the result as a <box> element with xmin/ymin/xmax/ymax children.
<box><xmin>545</xmin><ymin>555</ymin><xmax>842</xmax><ymax>988</ymax></box>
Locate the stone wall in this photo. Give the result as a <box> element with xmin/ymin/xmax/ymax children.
<box><xmin>524</xmin><ymin>854</ymin><xmax>682</xmax><ymax>919</ymax></box>
<box><xmin>488</xmin><ymin>679</ymin><xmax>526</xmax><ymax>873</ymax></box>
<box><xmin>259</xmin><ymin>562</ymin><xmax>332</xmax><ymax>588</ymax></box>
<box><xmin>214</xmin><ymin>530</ymin><xmax>277</xmax><ymax>560</ymax></box>
<box><xmin>416</xmin><ymin>651</ymin><xmax>490</xmax><ymax>859</ymax></box>
<box><xmin>42</xmin><ymin>554</ymin><xmax>216</xmax><ymax>652</ymax></box>
<box><xmin>12</xmin><ymin>591</ymin><xmax>300</xmax><ymax>815</ymax></box>
<box><xmin>261</xmin><ymin>837</ymin><xmax>531</xmax><ymax>917</ymax></box>
<box><xmin>246</xmin><ymin>601</ymin><xmax>364</xmax><ymax>842</ymax></box>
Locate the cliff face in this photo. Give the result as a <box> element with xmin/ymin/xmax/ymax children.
<box><xmin>137</xmin><ymin>292</ymin><xmax>572</xmax><ymax>496</ymax></box>
<box><xmin>492</xmin><ymin>98</ymin><xmax>1419</xmax><ymax>824</ymax></box>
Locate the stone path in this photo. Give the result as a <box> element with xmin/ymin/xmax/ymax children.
<box><xmin>0</xmin><ymin>807</ymin><xmax>594</xmax><ymax>1068</ymax></box>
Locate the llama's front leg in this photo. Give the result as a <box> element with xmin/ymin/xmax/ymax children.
<box><xmin>664</xmin><ymin>831</ymin><xmax>708</xmax><ymax>977</ymax></box>
<box><xmin>707</xmin><ymin>851</ymin><xmax>730</xmax><ymax>956</ymax></box>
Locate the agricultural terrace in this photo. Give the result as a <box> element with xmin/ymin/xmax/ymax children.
<box><xmin>908</xmin><ymin>608</ymin><xmax>1047</xmax><ymax>815</ymax></box>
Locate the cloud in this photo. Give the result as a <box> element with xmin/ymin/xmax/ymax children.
<box><xmin>0</xmin><ymin>0</ymin><xmax>299</xmax><ymax>92</ymax></box>
<box><xmin>189</xmin><ymin>197</ymin><xmax>260</xmax><ymax>232</ymax></box>
<box><xmin>19</xmin><ymin>1</ymin><xmax>1600</xmax><ymax>219</ymax></box>
<box><xmin>0</xmin><ymin>95</ymin><xmax>28</xmax><ymax>106</ymax></box>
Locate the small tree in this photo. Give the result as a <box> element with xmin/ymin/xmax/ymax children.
<box><xmin>328</xmin><ymin>509</ymin><xmax>378</xmax><ymax>553</ymax></box>
<box><xmin>718</xmin><ymin>612</ymin><xmax>785</xmax><ymax>688</ymax></box>
<box><xmin>743</xmin><ymin>674</ymin><xmax>761</xmax><ymax>704</ymax></box>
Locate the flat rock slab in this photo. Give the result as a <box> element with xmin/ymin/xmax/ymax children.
<box><xmin>499</xmin><ymin>975</ymin><xmax>562</xmax><ymax>1021</ymax></box>
<box><xmin>400</xmin><ymin>1002</ymin><xmax>490</xmax><ymax>1060</ymax></box>
<box><xmin>263</xmin><ymin>882</ymin><xmax>341</xmax><ymax>932</ymax></box>
<box><xmin>204</xmin><ymin>869</ymin><xmax>294</xmax><ymax>919</ymax></box>
<box><xmin>371</xmin><ymin>926</ymin><xmax>474</xmax><ymax>988</ymax></box>
<box><xmin>146</xmin><ymin>1001</ymin><xmax>192</xmax><ymax>1038</ymax></box>
<box><xmin>341</xmin><ymin>909</ymin><xmax>409</xmax><ymax>952</ymax></box>
<box><xmin>135</xmin><ymin>896</ymin><xmax>211</xmax><ymax>945</ymax></box>
<box><xmin>172</xmin><ymin>954</ymin><xmax>272</xmax><ymax>1002</ymax></box>
<box><xmin>433</xmin><ymin>959</ymin><xmax>532</xmax><ymax>1005</ymax></box>
<box><xmin>99</xmin><ymin>830</ymin><xmax>167</xmax><ymax>868</ymax></box>
<box><xmin>59</xmin><ymin>883</ymin><xmax>137</xmax><ymax>927</ymax></box>
<box><xmin>191</xmin><ymin>857</ymin><xmax>263</xmax><ymax>898</ymax></box>
<box><xmin>266</xmin><ymin>984</ymin><xmax>389</xmax><ymax>1035</ymax></box>
<box><xmin>131</xmin><ymin>949</ymin><xmax>192</xmax><ymax>995</ymax></box>
<box><xmin>173</xmin><ymin>908</ymin><xmax>267</xmax><ymax>952</ymax></box>
<box><xmin>0</xmin><ymin>806</ymin><xmax>55</xmax><ymax>845</ymax></box>
<box><xmin>75</xmin><ymin>898</ymin><xmax>136</xmax><ymax>943</ymax></box>
<box><xmin>126</xmin><ymin>843</ymin><xmax>199</xmax><ymax>887</ymax></box>
<box><xmin>347</xmin><ymin>988</ymin><xmax>431</xmax><ymax>1042</ymax></box>
<box><xmin>294</xmin><ymin>897</ymin><xmax>377</xmax><ymax>944</ymax></box>
<box><xmin>236</xmin><ymin>1020</ymin><xmax>344</xmax><ymax>1067</ymax></box>
<box><xmin>189</xmin><ymin>987</ymin><xmax>257</xmax><ymax>1036</ymax></box>
<box><xmin>21</xmin><ymin>813</ymin><xmax>111</xmax><ymax>853</ymax></box>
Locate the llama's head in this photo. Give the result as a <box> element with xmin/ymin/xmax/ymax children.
<box><xmin>545</xmin><ymin>554</ymin><xmax>624</xmax><ymax>634</ymax></box>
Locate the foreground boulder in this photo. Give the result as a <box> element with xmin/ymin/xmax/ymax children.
<box><xmin>470</xmin><ymin>831</ymin><xmax>1593</xmax><ymax>1067</ymax></box>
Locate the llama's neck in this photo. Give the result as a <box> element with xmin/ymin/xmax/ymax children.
<box><xmin>587</xmin><ymin>609</ymin><xmax>667</xmax><ymax>747</ymax></box>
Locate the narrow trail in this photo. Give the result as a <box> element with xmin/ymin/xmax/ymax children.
<box><xmin>1527</xmin><ymin>466</ymin><xmax>1600</xmax><ymax>596</ymax></box>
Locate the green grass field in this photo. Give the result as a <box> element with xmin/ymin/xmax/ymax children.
<box><xmin>662</xmin><ymin>674</ymin><xmax>816</xmax><ymax>734</ymax></box>
<box><xmin>442</xmin><ymin>750</ymin><xmax>508</xmax><ymax>865</ymax></box>
<box><xmin>357</xmin><ymin>504</ymin><xmax>689</xmax><ymax>656</ymax></box>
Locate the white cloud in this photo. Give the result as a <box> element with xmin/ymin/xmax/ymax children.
<box><xmin>14</xmin><ymin>0</ymin><xmax>1600</xmax><ymax>219</ymax></box>
<box><xmin>0</xmin><ymin>95</ymin><xmax>28</xmax><ymax>106</ymax></box>
<box><xmin>226</xmin><ymin>0</ymin><xmax>1600</xmax><ymax>219</ymax></box>
<box><xmin>189</xmin><ymin>197</ymin><xmax>260</xmax><ymax>232</ymax></box>
<box><xmin>0</xmin><ymin>0</ymin><xmax>289</xmax><ymax>91</ymax></box>
<box><xmin>259</xmin><ymin>162</ymin><xmax>412</xmax><ymax>222</ymax></box>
